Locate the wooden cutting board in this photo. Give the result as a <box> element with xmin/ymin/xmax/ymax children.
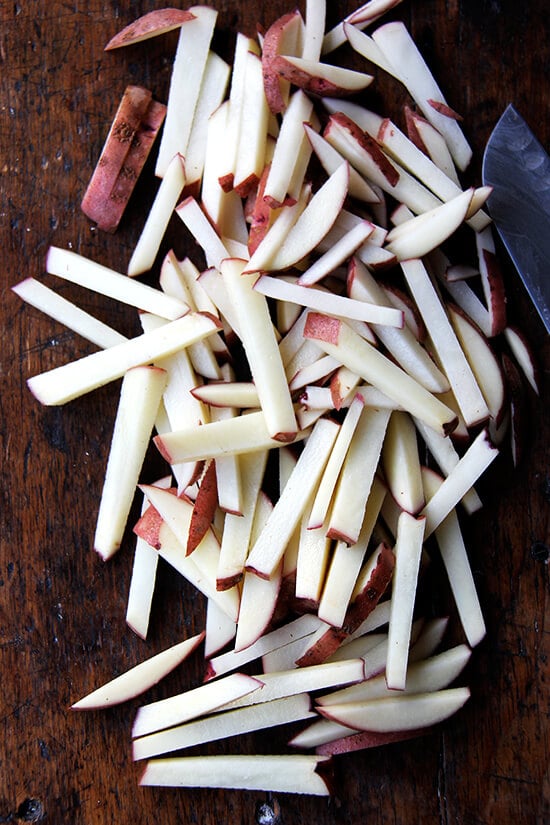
<box><xmin>1</xmin><ymin>2</ymin><xmax>548</xmax><ymax>823</ymax></box>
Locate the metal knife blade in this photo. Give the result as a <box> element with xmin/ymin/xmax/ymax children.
<box><xmin>482</xmin><ymin>104</ymin><xmax>550</xmax><ymax>334</ymax></box>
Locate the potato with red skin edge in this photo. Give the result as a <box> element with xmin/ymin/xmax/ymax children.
<box><xmin>324</xmin><ymin>112</ymin><xmax>400</xmax><ymax>187</ymax></box>
<box><xmin>81</xmin><ymin>85</ymin><xmax>154</xmax><ymax>232</ymax></box>
<box><xmin>186</xmin><ymin>460</ymin><xmax>219</xmax><ymax>556</ymax></box>
<box><xmin>295</xmin><ymin>544</ymin><xmax>394</xmax><ymax>666</ymax></box>
<box><xmin>261</xmin><ymin>10</ymin><xmax>303</xmax><ymax>115</ymax></box>
<box><xmin>404</xmin><ymin>105</ymin><xmax>430</xmax><ymax>154</ymax></box>
<box><xmin>427</xmin><ymin>99</ymin><xmax>463</xmax><ymax>120</ymax></box>
<box><xmin>103</xmin><ymin>99</ymin><xmax>166</xmax><ymax>232</ymax></box>
<box><xmin>271</xmin><ymin>54</ymin><xmax>373</xmax><ymax>98</ymax></box>
<box><xmin>314</xmin><ymin>727</ymin><xmax>431</xmax><ymax>756</ymax></box>
<box><xmin>105</xmin><ymin>8</ymin><xmax>196</xmax><ymax>50</ymax></box>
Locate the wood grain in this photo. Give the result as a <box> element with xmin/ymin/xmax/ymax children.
<box><xmin>1</xmin><ymin>2</ymin><xmax>548</xmax><ymax>823</ymax></box>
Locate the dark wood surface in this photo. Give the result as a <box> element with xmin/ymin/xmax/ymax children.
<box><xmin>1</xmin><ymin>1</ymin><xmax>548</xmax><ymax>823</ymax></box>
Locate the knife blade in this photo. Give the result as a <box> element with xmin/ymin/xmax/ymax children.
<box><xmin>482</xmin><ymin>104</ymin><xmax>550</xmax><ymax>334</ymax></box>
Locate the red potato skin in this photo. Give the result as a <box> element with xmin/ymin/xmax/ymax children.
<box><xmin>81</xmin><ymin>85</ymin><xmax>153</xmax><ymax>230</ymax></box>
<box><xmin>427</xmin><ymin>99</ymin><xmax>463</xmax><ymax>121</ymax></box>
<box><xmin>186</xmin><ymin>460</ymin><xmax>219</xmax><ymax>556</ymax></box>
<box><xmin>340</xmin><ymin>544</ymin><xmax>394</xmax><ymax>636</ymax></box>
<box><xmin>271</xmin><ymin>55</ymin><xmax>362</xmax><ymax>98</ymax></box>
<box><xmin>106</xmin><ymin>99</ymin><xmax>166</xmax><ymax>228</ymax></box>
<box><xmin>480</xmin><ymin>248</ymin><xmax>507</xmax><ymax>336</ymax></box>
<box><xmin>133</xmin><ymin>502</ymin><xmax>166</xmax><ymax>550</ymax></box>
<box><xmin>248</xmin><ymin>164</ymin><xmax>271</xmax><ymax>256</ymax></box>
<box><xmin>295</xmin><ymin>544</ymin><xmax>394</xmax><ymax>667</ymax></box>
<box><xmin>105</xmin><ymin>9</ymin><xmax>196</xmax><ymax>50</ymax></box>
<box><xmin>303</xmin><ymin>312</ymin><xmax>342</xmax><ymax>346</ymax></box>
<box><xmin>324</xmin><ymin>113</ymin><xmax>400</xmax><ymax>188</ymax></box>
<box><xmin>404</xmin><ymin>106</ymin><xmax>430</xmax><ymax>155</ymax></box>
<box><xmin>81</xmin><ymin>88</ymin><xmax>166</xmax><ymax>232</ymax></box>
<box><xmin>314</xmin><ymin>726</ymin><xmax>431</xmax><ymax>756</ymax></box>
<box><xmin>261</xmin><ymin>10</ymin><xmax>302</xmax><ymax>115</ymax></box>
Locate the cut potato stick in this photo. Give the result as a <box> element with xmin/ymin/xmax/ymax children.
<box><xmin>308</xmin><ymin>393</ymin><xmax>365</xmax><ymax>529</ymax></box>
<box><xmin>139</xmin><ymin>754</ymin><xmax>332</xmax><ymax>796</ymax></box>
<box><xmin>126</xmin><ymin>476</ymin><xmax>172</xmax><ymax>639</ymax></box>
<box><xmin>138</xmin><ymin>516</ymin><xmax>240</xmax><ymax>622</ymax></box>
<box><xmin>262</xmin><ymin>9</ymin><xmax>304</xmax><ymax>115</ymax></box>
<box><xmin>218</xmin><ymin>659</ymin><xmax>366</xmax><ymax>712</ymax></box>
<box><xmin>385</xmin><ymin>188</ymin><xmax>478</xmax><ymax>260</ymax></box>
<box><xmin>186</xmin><ymin>460</ymin><xmax>218</xmax><ymax>555</ymax></box>
<box><xmin>11</xmin><ymin>278</ymin><xmax>128</xmax><ymax>349</ymax></box>
<box><xmin>176</xmin><ymin>196</ymin><xmax>231</xmax><ymax>271</ymax></box>
<box><xmin>205</xmin><ymin>614</ymin><xmax>325</xmax><ymax>681</ymax></box>
<box><xmin>184</xmin><ymin>50</ymin><xmax>231</xmax><ymax>191</ymax></box>
<box><xmin>303</xmin><ymin>313</ymin><xmax>458</xmax><ymax>436</ymax></box>
<box><xmin>105</xmin><ymin>8</ymin><xmax>196</xmax><ymax>50</ymax></box>
<box><xmin>80</xmin><ymin>85</ymin><xmax>154</xmax><ymax>231</ymax></box>
<box><xmin>204</xmin><ymin>597</ymin><xmax>237</xmax><ymax>659</ymax></box>
<box><xmin>294</xmin><ymin>509</ymin><xmax>332</xmax><ymax>606</ymax></box>
<box><xmin>105</xmin><ymin>98</ymin><xmax>167</xmax><ymax>228</ymax></box>
<box><xmin>347</xmin><ymin>257</ymin><xmax>449</xmax><ymax>393</ymax></box>
<box><xmin>155</xmin><ymin>410</ymin><xmax>308</xmax><ymax>465</ymax></box>
<box><xmin>316</xmin><ymin>687</ymin><xmax>471</xmax><ymax>733</ymax></box>
<box><xmin>399</xmin><ymin>258</ymin><xmax>490</xmax><ymax>428</ymax></box>
<box><xmin>323</xmin><ymin>0</ymin><xmax>405</xmax><ymax>54</ymax></box>
<box><xmin>273</xmin><ymin>54</ymin><xmax>374</xmax><ymax>97</ymax></box>
<box><xmin>72</xmin><ymin>632</ymin><xmax>204</xmax><ymax>710</ymax></box>
<box><xmin>222</xmin><ymin>258</ymin><xmax>297</xmax><ymax>441</ymax></box>
<box><xmin>258</xmin><ymin>163</ymin><xmax>350</xmax><ymax>271</ymax></box>
<box><xmin>191</xmin><ymin>381</ymin><xmax>259</xmax><ymax>409</ymax></box>
<box><xmin>217</xmin><ymin>450</ymin><xmax>268</xmax><ymax>588</ymax></box>
<box><xmin>327</xmin><ymin>406</ymin><xmax>391</xmax><ymax>544</ymax></box>
<box><xmin>263</xmin><ymin>89</ymin><xmax>314</xmax><ymax>207</ymax></box>
<box><xmin>297</xmin><ymin>220</ymin><xmax>376</xmax><ymax>286</ymax></box>
<box><xmin>46</xmin><ymin>246</ymin><xmax>188</xmax><ymax>320</ymax></box>
<box><xmin>318</xmin><ymin>480</ymin><xmax>386</xmax><ymax>628</ymax></box>
<box><xmin>133</xmin><ymin>694</ymin><xmax>314</xmax><ymax>760</ymax></box>
<box><xmin>421</xmin><ymin>428</ymin><xmax>499</xmax><ymax>538</ymax></box>
<box><xmin>92</xmin><ymin>366</ymin><xmax>167</xmax><ymax>559</ymax></box>
<box><xmin>304</xmin><ymin>123</ymin><xmax>380</xmax><ymax>202</ymax></box>
<box><xmin>158</xmin><ymin>252</ymin><xmax>222</xmax><ymax>381</ymax></box>
<box><xmin>127</xmin><ymin>153</ymin><xmax>186</xmax><ymax>277</ymax></box>
<box><xmin>233</xmin><ymin>51</ymin><xmax>270</xmax><ymax>196</ymax></box>
<box><xmin>254</xmin><ymin>274</ymin><xmax>403</xmax><ymax>327</ymax></box>
<box><xmin>302</xmin><ymin>0</ymin><xmax>325</xmax><ymax>61</ymax></box>
<box><xmin>504</xmin><ymin>326</ymin><xmax>540</xmax><ymax>395</ymax></box>
<box><xmin>405</xmin><ymin>105</ymin><xmax>461</xmax><ymax>185</ymax></box>
<box><xmin>422</xmin><ymin>467</ymin><xmax>486</xmax><ymax>647</ymax></box>
<box><xmin>28</xmin><ymin>312</ymin><xmax>219</xmax><ymax>407</ymax></box>
<box><xmin>413</xmin><ymin>418</ymin><xmax>483</xmax><ymax>515</ymax></box>
<box><xmin>234</xmin><ymin>493</ymin><xmax>283</xmax><ymax>651</ymax></box>
<box><xmin>155</xmin><ymin>6</ymin><xmax>218</xmax><ymax>177</ymax></box>
<box><xmin>382</xmin><ymin>410</ymin><xmax>424</xmax><ymax>515</ymax></box>
<box><xmin>245</xmin><ymin>418</ymin><xmax>341</xmax><ymax>579</ymax></box>
<box><xmin>218</xmin><ymin>33</ymin><xmax>260</xmax><ymax>191</ymax></box>
<box><xmin>448</xmin><ymin>305</ymin><xmax>506</xmax><ymax>428</ymax></box>
<box><xmin>385</xmin><ymin>511</ymin><xmax>426</xmax><ymax>690</ymax></box>
<box><xmin>371</xmin><ymin>21</ymin><xmax>472</xmax><ymax>170</ymax></box>
<box><xmin>314</xmin><ymin>726</ymin><xmax>428</xmax><ymax>755</ymax></box>
<box><xmin>132</xmin><ymin>672</ymin><xmax>263</xmax><ymax>738</ymax></box>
